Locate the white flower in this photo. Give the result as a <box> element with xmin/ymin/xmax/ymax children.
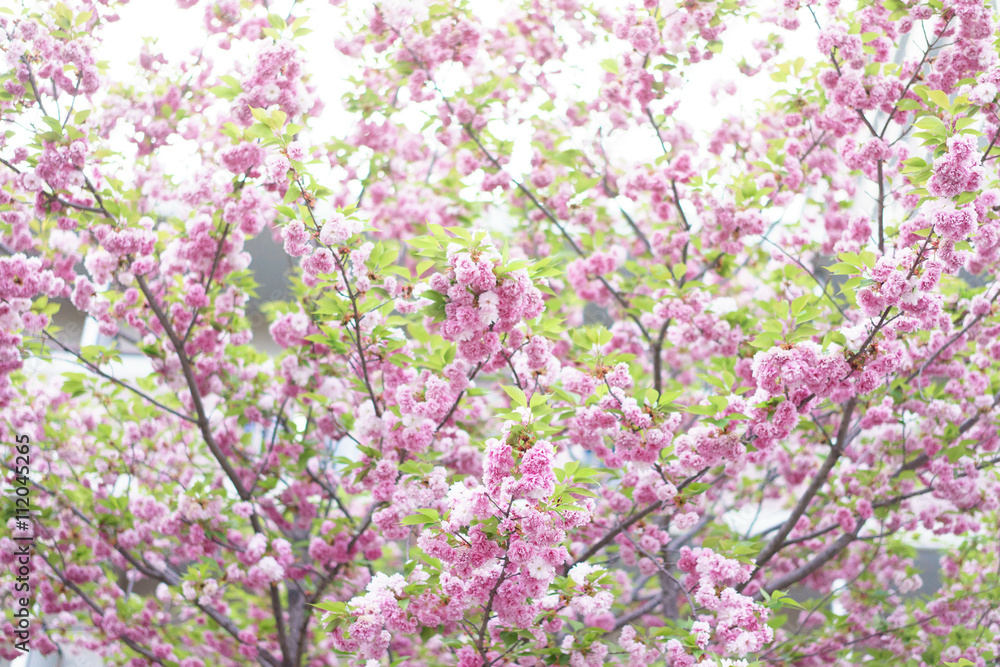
<box><xmin>319</xmin><ymin>213</ymin><xmax>352</xmax><ymax>245</ymax></box>
<box><xmin>442</xmin><ymin>482</ymin><xmax>475</xmax><ymax>532</ymax></box>
<box><xmin>839</xmin><ymin>323</ymin><xmax>869</xmax><ymax>349</ymax></box>
<box><xmin>21</xmin><ymin>172</ymin><xmax>42</xmax><ymax>191</ymax></box>
<box><xmin>201</xmin><ymin>579</ymin><xmax>219</xmax><ymax>598</ymax></box>
<box><xmin>538</xmin><ymin>593</ymin><xmax>561</xmax><ymax>609</ymax></box>
<box><xmin>568</xmin><ymin>562</ymin><xmax>603</xmax><ymax>586</ymax></box>
<box><xmin>513</xmin><ymin>406</ymin><xmax>533</xmax><ymax>421</ymax></box>
<box><xmin>971</xmin><ymin>82</ymin><xmax>998</xmax><ymax>104</ymax></box>
<box><xmin>478</xmin><ymin>290</ymin><xmax>499</xmax><ymax>325</ymax></box>
<box><xmin>367</xmin><ymin>572</ymin><xmax>406</xmax><ymax>596</ymax></box>
<box><xmin>527</xmin><ymin>556</ymin><xmax>554</xmax><ymax>581</ymax></box>
<box><xmin>258</xmin><ymin>556</ymin><xmax>285</xmax><ymax>583</ymax></box>
<box><xmin>181</xmin><ymin>581</ymin><xmax>197</xmax><ymax>600</ymax></box>
<box><xmin>247</xmin><ymin>533</ymin><xmax>268</xmax><ymax>560</ymax></box>
<box><xmin>656</xmin><ymin>482</ymin><xmax>678</xmax><ymax>502</ymax></box>
<box><xmin>263</xmin><ymin>83</ymin><xmax>281</xmax><ymax>100</ymax></box>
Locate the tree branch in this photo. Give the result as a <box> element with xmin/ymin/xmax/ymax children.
<box><xmin>740</xmin><ymin>397</ymin><xmax>857</xmax><ymax>591</ymax></box>
<box><xmin>565</xmin><ymin>467</ymin><xmax>709</xmax><ymax>574</ymax></box>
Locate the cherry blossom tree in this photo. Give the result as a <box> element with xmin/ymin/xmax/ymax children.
<box><xmin>1</xmin><ymin>0</ymin><xmax>999</xmax><ymax>665</ymax></box>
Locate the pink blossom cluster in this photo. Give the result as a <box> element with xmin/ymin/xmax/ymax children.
<box><xmin>330</xmin><ymin>573</ymin><xmax>415</xmax><ymax>659</ymax></box>
<box><xmin>703</xmin><ymin>199</ymin><xmax>766</xmax><ymax>255</ymax></box>
<box><xmin>232</xmin><ymin>41</ymin><xmax>313</xmax><ymax>127</ymax></box>
<box><xmin>642</xmin><ymin>290</ymin><xmax>743</xmax><ymax>364</ymax></box>
<box><xmin>676</xmin><ymin>547</ymin><xmax>774</xmax><ymax>658</ymax></box>
<box><xmin>569</xmin><ymin>375</ymin><xmax>683</xmax><ymax>467</ymax></box>
<box><xmin>2</xmin><ymin>16</ymin><xmax>101</xmax><ymax>108</ymax></box>
<box><xmin>927</xmin><ymin>135</ymin><xmax>989</xmax><ymax>199</ymax></box>
<box><xmin>566</xmin><ymin>248</ymin><xmax>625</xmax><ymax>307</ymax></box>
<box><xmin>0</xmin><ymin>255</ymin><xmax>65</xmax><ymax>390</ymax></box>
<box><xmin>429</xmin><ymin>241</ymin><xmax>544</xmax><ymax>366</ymax></box>
<box><xmin>855</xmin><ymin>252</ymin><xmax>947</xmax><ymax>326</ymax></box>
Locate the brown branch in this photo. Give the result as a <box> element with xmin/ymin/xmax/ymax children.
<box><xmin>612</xmin><ymin>596</ymin><xmax>661</xmax><ymax>631</ymax></box>
<box><xmin>435</xmin><ymin>361</ymin><xmax>484</xmax><ymax>432</ymax></box>
<box><xmin>9</xmin><ymin>468</ymin><xmax>283</xmax><ymax>665</ymax></box>
<box><xmin>760</xmin><ymin>238</ymin><xmax>847</xmax><ymax>319</ymax></box>
<box><xmin>829</xmin><ymin>53</ymin><xmax>879</xmax><ymax>137</ymax></box>
<box><xmin>981</xmin><ymin>126</ymin><xmax>1000</xmax><ymax>164</ymax></box>
<box><xmin>294</xmin><ymin>172</ymin><xmax>383</xmax><ymax>418</ymax></box>
<box><xmin>565</xmin><ymin>467</ymin><xmax>709</xmax><ymax>574</ymax></box>
<box><xmin>643</xmin><ymin>107</ymin><xmax>691</xmax><ymax>274</ymax></box>
<box><xmin>878</xmin><ymin>16</ymin><xmax>953</xmax><ymax>138</ymax></box>
<box><xmin>652</xmin><ymin>318</ymin><xmax>672</xmax><ymax>395</ymax></box>
<box><xmin>623</xmin><ymin>532</ymin><xmax>696</xmax><ymax>616</ymax></box>
<box><xmin>476</xmin><ymin>554</ymin><xmax>511</xmax><ymax>656</ymax></box>
<box><xmin>136</xmin><ymin>277</ymin><xmax>252</xmax><ymax>501</ymax></box>
<box><xmin>0</xmin><ymin>156</ymin><xmax>22</xmax><ymax>174</ymax></box>
<box><xmin>21</xmin><ymin>56</ymin><xmax>49</xmax><ymax>117</ymax></box>
<box><xmin>590</xmin><ymin>130</ymin><xmax>654</xmax><ymax>256</ymax></box>
<box><xmin>904</xmin><ymin>289</ymin><xmax>1000</xmax><ymax>385</ymax></box>
<box><xmin>38</xmin><ymin>552</ymin><xmax>168</xmax><ymax>665</ymax></box>
<box><xmin>740</xmin><ymin>397</ymin><xmax>857</xmax><ymax>592</ymax></box>
<box><xmin>893</xmin><ymin>392</ymin><xmax>1000</xmax><ymax>477</ymax></box>
<box><xmin>41</xmin><ymin>329</ymin><xmax>196</xmax><ymax>424</ymax></box>
<box><xmin>759</xmin><ymin>521</ymin><xmax>865</xmax><ymax>597</ymax></box>
<box><xmin>248</xmin><ymin>397</ymin><xmax>288</xmax><ymax>496</ymax></box>
<box><xmin>182</xmin><ymin>222</ymin><xmax>233</xmax><ymax>346</ymax></box>
<box><xmin>298</xmin><ymin>500</ymin><xmax>386</xmax><ymax>663</ymax></box>
<box><xmin>876</xmin><ymin>160</ymin><xmax>885</xmax><ymax>253</ymax></box>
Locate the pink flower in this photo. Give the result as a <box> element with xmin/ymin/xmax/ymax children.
<box><xmin>319</xmin><ymin>213</ymin><xmax>361</xmax><ymax>245</ymax></box>
<box><xmin>219</xmin><ymin>143</ymin><xmax>266</xmax><ymax>174</ymax></box>
<box><xmin>257</xmin><ymin>556</ymin><xmax>285</xmax><ymax>582</ymax></box>
<box><xmin>931</xmin><ymin>201</ymin><xmax>977</xmax><ymax>241</ymax></box>
<box><xmin>281</xmin><ymin>221</ymin><xmax>311</xmax><ymax>257</ymax></box>
<box><xmin>928</xmin><ymin>135</ymin><xmax>987</xmax><ymax>198</ymax></box>
<box><xmin>286</xmin><ymin>141</ymin><xmax>307</xmax><ymax>161</ymax></box>
<box><xmin>265</xmin><ymin>154</ymin><xmax>290</xmax><ymax>182</ymax></box>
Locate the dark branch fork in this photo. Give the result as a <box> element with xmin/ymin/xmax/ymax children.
<box><xmin>739</xmin><ymin>397</ymin><xmax>858</xmax><ymax>593</ymax></box>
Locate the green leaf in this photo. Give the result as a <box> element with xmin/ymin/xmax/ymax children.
<box><xmin>401</xmin><ymin>509</ymin><xmax>440</xmax><ymax>526</ymax></box>
<box><xmin>415</xmin><ymin>259</ymin><xmax>435</xmax><ymax>277</ymax></box>
<box><xmin>791</xmin><ymin>295</ymin><xmax>813</xmax><ymax>316</ymax></box>
<box><xmin>501</xmin><ymin>385</ymin><xmax>527</xmax><ymax>408</ymax></box>
<box><xmin>914</xmin><ymin>115</ymin><xmax>947</xmax><ymax>138</ymax></box>
<box><xmin>926</xmin><ymin>89</ymin><xmax>950</xmax><ymax>110</ymax></box>
<box><xmin>529</xmin><ymin>392</ymin><xmax>550</xmax><ymax>408</ymax></box>
<box><xmin>594</xmin><ymin>327</ymin><xmax>613</xmax><ymax>346</ymax></box>
<box><xmin>267</xmin><ymin>13</ymin><xmax>285</xmax><ymax>30</ymax></box>
<box><xmin>245</xmin><ymin>122</ymin><xmax>273</xmax><ymax>139</ymax></box>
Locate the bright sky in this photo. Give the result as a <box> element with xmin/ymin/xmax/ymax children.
<box><xmin>94</xmin><ymin>0</ymin><xmax>826</xmax><ymax>183</ymax></box>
